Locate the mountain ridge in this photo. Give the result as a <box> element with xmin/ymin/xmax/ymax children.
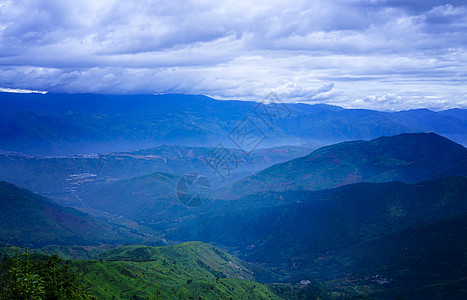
<box><xmin>219</xmin><ymin>132</ymin><xmax>467</xmax><ymax>199</ymax></box>
<box><xmin>0</xmin><ymin>181</ymin><xmax>153</xmax><ymax>247</ymax></box>
<box><xmin>1</xmin><ymin>93</ymin><xmax>467</xmax><ymax>155</ymax></box>
<box><xmin>170</xmin><ymin>176</ymin><xmax>467</xmax><ymax>266</ymax></box>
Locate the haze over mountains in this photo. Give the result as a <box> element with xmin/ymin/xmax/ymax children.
<box><xmin>1</xmin><ymin>93</ymin><xmax>466</xmax><ymax>299</ymax></box>
<box><xmin>0</xmin><ymin>143</ymin><xmax>311</xmax><ymax>206</ymax></box>
<box><xmin>1</xmin><ymin>92</ymin><xmax>467</xmax><ymax>155</ymax></box>
<box><xmin>221</xmin><ymin>132</ymin><xmax>467</xmax><ymax>199</ymax></box>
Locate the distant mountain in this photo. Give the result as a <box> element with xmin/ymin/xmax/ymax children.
<box><xmin>0</xmin><ymin>182</ymin><xmax>148</xmax><ymax>247</ymax></box>
<box><xmin>0</xmin><ymin>144</ymin><xmax>311</xmax><ymax>206</ymax></box>
<box><xmin>1</xmin><ymin>244</ymin><xmax>116</xmax><ymax>260</ymax></box>
<box><xmin>80</xmin><ymin>172</ymin><xmax>185</xmax><ymax>224</ymax></box>
<box><xmin>73</xmin><ymin>133</ymin><xmax>467</xmax><ymax>225</ymax></box>
<box><xmin>219</xmin><ymin>133</ymin><xmax>467</xmax><ymax>199</ymax></box>
<box><xmin>1</xmin><ymin>92</ymin><xmax>467</xmax><ymax>155</ymax></box>
<box><xmin>170</xmin><ymin>176</ymin><xmax>467</xmax><ymax>263</ymax></box>
<box><xmin>394</xmin><ymin>108</ymin><xmax>467</xmax><ymax>145</ymax></box>
<box><xmin>439</xmin><ymin>108</ymin><xmax>467</xmax><ymax>120</ymax></box>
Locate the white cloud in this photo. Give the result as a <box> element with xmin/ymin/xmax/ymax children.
<box><xmin>0</xmin><ymin>87</ymin><xmax>47</xmax><ymax>94</ymax></box>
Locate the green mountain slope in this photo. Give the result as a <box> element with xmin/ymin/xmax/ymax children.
<box><xmin>1</xmin><ymin>242</ymin><xmax>332</xmax><ymax>299</ymax></box>
<box><xmin>75</xmin><ymin>242</ymin><xmax>326</xmax><ymax>299</ymax></box>
<box><xmin>167</xmin><ymin>177</ymin><xmax>466</xmax><ymax>299</ymax></box>
<box><xmin>171</xmin><ymin>176</ymin><xmax>467</xmax><ymax>263</ymax></box>
<box><xmin>220</xmin><ymin>133</ymin><xmax>467</xmax><ymax>199</ymax></box>
<box><xmin>0</xmin><ymin>182</ymin><xmax>147</xmax><ymax>247</ymax></box>
<box><xmin>316</xmin><ymin>213</ymin><xmax>467</xmax><ymax>299</ymax></box>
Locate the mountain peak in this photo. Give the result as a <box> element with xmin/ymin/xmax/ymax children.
<box><xmin>220</xmin><ymin>133</ymin><xmax>467</xmax><ymax>199</ymax></box>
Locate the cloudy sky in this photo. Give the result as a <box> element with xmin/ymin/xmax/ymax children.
<box><xmin>0</xmin><ymin>0</ymin><xmax>466</xmax><ymax>110</ymax></box>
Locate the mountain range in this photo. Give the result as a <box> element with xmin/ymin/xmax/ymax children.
<box><xmin>59</xmin><ymin>133</ymin><xmax>467</xmax><ymax>230</ymax></box>
<box><xmin>171</xmin><ymin>176</ymin><xmax>467</xmax><ymax>261</ymax></box>
<box><xmin>168</xmin><ymin>176</ymin><xmax>467</xmax><ymax>299</ymax></box>
<box><xmin>1</xmin><ymin>92</ymin><xmax>467</xmax><ymax>155</ymax></box>
<box><xmin>1</xmin><ymin>92</ymin><xmax>467</xmax><ymax>299</ymax></box>
<box><xmin>0</xmin><ymin>144</ymin><xmax>312</xmax><ymax>206</ymax></box>
<box><xmin>219</xmin><ymin>132</ymin><xmax>467</xmax><ymax>199</ymax></box>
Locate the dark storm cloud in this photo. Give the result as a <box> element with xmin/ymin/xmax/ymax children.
<box><xmin>0</xmin><ymin>0</ymin><xmax>465</xmax><ymax>110</ymax></box>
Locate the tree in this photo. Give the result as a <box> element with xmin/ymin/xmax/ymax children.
<box><xmin>0</xmin><ymin>248</ymin><xmax>93</xmax><ymax>299</ymax></box>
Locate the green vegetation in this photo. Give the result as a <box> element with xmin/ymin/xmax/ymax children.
<box><xmin>0</xmin><ymin>249</ymin><xmax>91</xmax><ymax>299</ymax></box>
<box><xmin>1</xmin><ymin>242</ymin><xmax>333</xmax><ymax>299</ymax></box>
<box><xmin>80</xmin><ymin>242</ymin><xmax>277</xmax><ymax>299</ymax></box>
<box><xmin>172</xmin><ymin>176</ymin><xmax>467</xmax><ymax>263</ymax></box>
<box><xmin>0</xmin><ymin>181</ymin><xmax>153</xmax><ymax>248</ymax></box>
<box><xmin>319</xmin><ymin>212</ymin><xmax>467</xmax><ymax>299</ymax></box>
<box><xmin>2</xmin><ymin>123</ymin><xmax>467</xmax><ymax>299</ymax></box>
<box><xmin>1</xmin><ymin>173</ymin><xmax>466</xmax><ymax>299</ymax></box>
<box><xmin>76</xmin><ymin>242</ymin><xmax>333</xmax><ymax>299</ymax></box>
<box><xmin>1</xmin><ymin>245</ymin><xmax>117</xmax><ymax>261</ymax></box>
<box><xmin>219</xmin><ymin>133</ymin><xmax>467</xmax><ymax>199</ymax></box>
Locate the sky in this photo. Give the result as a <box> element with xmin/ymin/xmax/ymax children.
<box><xmin>0</xmin><ymin>0</ymin><xmax>466</xmax><ymax>111</ymax></box>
